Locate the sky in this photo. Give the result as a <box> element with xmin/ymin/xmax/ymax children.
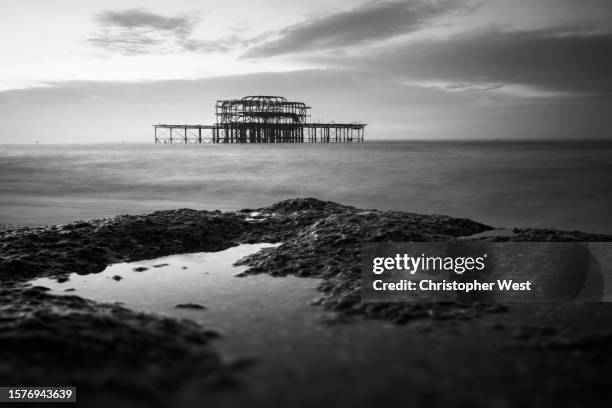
<box><xmin>0</xmin><ymin>0</ymin><xmax>611</xmax><ymax>142</ymax></box>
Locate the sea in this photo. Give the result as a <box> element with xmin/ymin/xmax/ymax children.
<box><xmin>1</xmin><ymin>141</ymin><xmax>611</xmax><ymax>234</ymax></box>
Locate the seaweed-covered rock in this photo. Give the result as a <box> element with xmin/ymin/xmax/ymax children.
<box><xmin>2</xmin><ymin>198</ymin><xmax>610</xmax><ymax>324</ymax></box>
<box><xmin>0</xmin><ymin>209</ymin><xmax>247</xmax><ymax>281</ymax></box>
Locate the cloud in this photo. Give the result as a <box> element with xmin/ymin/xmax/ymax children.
<box><xmin>88</xmin><ymin>8</ymin><xmax>232</xmax><ymax>55</ymax></box>
<box><xmin>316</xmin><ymin>25</ymin><xmax>612</xmax><ymax>98</ymax></box>
<box><xmin>243</xmin><ymin>0</ymin><xmax>478</xmax><ymax>58</ymax></box>
<box><xmin>415</xmin><ymin>80</ymin><xmax>572</xmax><ymax>99</ymax></box>
<box><xmin>419</xmin><ymin>27</ymin><xmax>612</xmax><ymax>96</ymax></box>
<box><xmin>96</xmin><ymin>8</ymin><xmax>195</xmax><ymax>34</ymax></box>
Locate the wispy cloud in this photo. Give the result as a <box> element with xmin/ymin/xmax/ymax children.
<box><xmin>88</xmin><ymin>8</ymin><xmax>234</xmax><ymax>55</ymax></box>
<box><xmin>243</xmin><ymin>0</ymin><xmax>478</xmax><ymax>58</ymax></box>
<box><xmin>414</xmin><ymin>80</ymin><xmax>573</xmax><ymax>99</ymax></box>
<box><xmin>96</xmin><ymin>8</ymin><xmax>195</xmax><ymax>34</ymax></box>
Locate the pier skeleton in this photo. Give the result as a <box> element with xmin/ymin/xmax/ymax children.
<box><xmin>154</xmin><ymin>96</ymin><xmax>366</xmax><ymax>143</ymax></box>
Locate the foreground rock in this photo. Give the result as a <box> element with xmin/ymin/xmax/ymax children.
<box><xmin>237</xmin><ymin>199</ymin><xmax>611</xmax><ymax>322</ymax></box>
<box><xmin>1</xmin><ymin>198</ymin><xmax>611</xmax><ymax>406</ymax></box>
<box><xmin>0</xmin><ymin>285</ymin><xmax>234</xmax><ymax>407</ymax></box>
<box><xmin>2</xmin><ymin>198</ymin><xmax>610</xmax><ymax>322</ymax></box>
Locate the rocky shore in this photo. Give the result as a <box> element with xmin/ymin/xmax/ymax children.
<box><xmin>1</xmin><ymin>198</ymin><xmax>611</xmax><ymax>406</ymax></box>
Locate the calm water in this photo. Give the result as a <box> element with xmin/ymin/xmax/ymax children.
<box><xmin>1</xmin><ymin>141</ymin><xmax>611</xmax><ymax>233</ymax></box>
<box><xmin>30</xmin><ymin>243</ymin><xmax>477</xmax><ymax>407</ymax></box>
<box><xmin>29</xmin><ymin>243</ymin><xmax>326</xmax><ymax>345</ymax></box>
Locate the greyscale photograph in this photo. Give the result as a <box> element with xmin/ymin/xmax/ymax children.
<box><xmin>1</xmin><ymin>1</ymin><xmax>612</xmax><ymax>407</ymax></box>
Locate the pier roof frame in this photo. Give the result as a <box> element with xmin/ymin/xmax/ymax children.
<box><xmin>216</xmin><ymin>95</ymin><xmax>311</xmax><ymax>125</ymax></box>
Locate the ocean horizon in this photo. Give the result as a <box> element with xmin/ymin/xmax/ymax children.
<box><xmin>2</xmin><ymin>140</ymin><xmax>611</xmax><ymax>234</ymax></box>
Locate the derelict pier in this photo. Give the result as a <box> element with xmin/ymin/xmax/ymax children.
<box><xmin>154</xmin><ymin>96</ymin><xmax>366</xmax><ymax>143</ymax></box>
